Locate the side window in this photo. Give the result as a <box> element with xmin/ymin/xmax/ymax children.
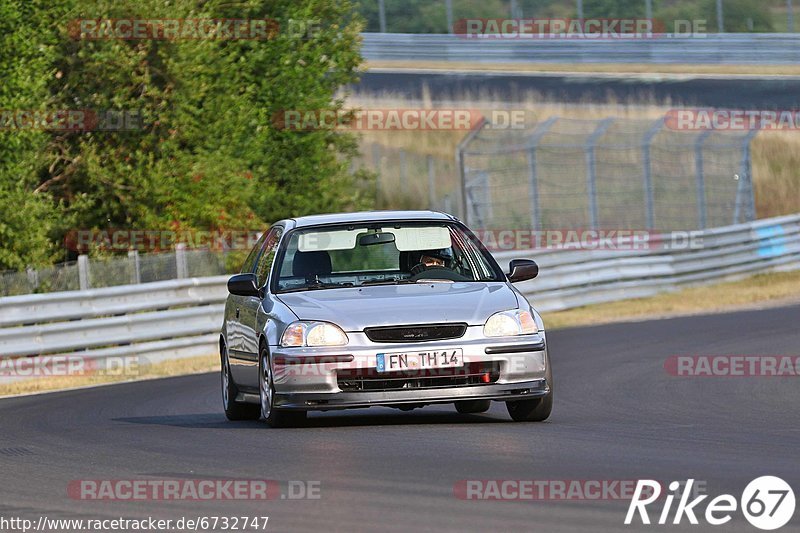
<box><xmin>241</xmin><ymin>232</ymin><xmax>267</xmax><ymax>274</ymax></box>
<box><xmin>255</xmin><ymin>226</ymin><xmax>283</xmax><ymax>287</ymax></box>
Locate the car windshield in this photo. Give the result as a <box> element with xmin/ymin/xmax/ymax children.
<box><xmin>273</xmin><ymin>222</ymin><xmax>504</xmax><ymax>293</ymax></box>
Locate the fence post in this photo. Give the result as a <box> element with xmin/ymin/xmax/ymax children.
<box><xmin>378</xmin><ymin>0</ymin><xmax>386</xmax><ymax>32</ymax></box>
<box><xmin>526</xmin><ymin>117</ymin><xmax>558</xmax><ymax>231</ymax></box>
<box><xmin>25</xmin><ymin>267</ymin><xmax>39</xmax><ymax>293</ymax></box>
<box><xmin>735</xmin><ymin>128</ymin><xmax>760</xmax><ymax>223</ymax></box>
<box><xmin>585</xmin><ymin>118</ymin><xmax>615</xmax><ymax>230</ymax></box>
<box><xmin>399</xmin><ymin>148</ymin><xmax>407</xmax><ymax>186</ymax></box>
<box><xmin>694</xmin><ymin>130</ymin><xmax>712</xmax><ymax>229</ymax></box>
<box><xmin>427</xmin><ymin>155</ymin><xmax>436</xmax><ymax>209</ymax></box>
<box><xmin>455</xmin><ymin>117</ymin><xmax>487</xmax><ymax>224</ymax></box>
<box><xmin>445</xmin><ymin>0</ymin><xmax>454</xmax><ymax>33</ymax></box>
<box><xmin>642</xmin><ymin>117</ymin><xmax>665</xmax><ymax>230</ymax></box>
<box><xmin>175</xmin><ymin>244</ymin><xmax>188</xmax><ymax>279</ymax></box>
<box><xmin>78</xmin><ymin>255</ymin><xmax>90</xmax><ymax>290</ymax></box>
<box><xmin>372</xmin><ymin>144</ymin><xmax>382</xmax><ymax>203</ymax></box>
<box><xmin>128</xmin><ymin>250</ymin><xmax>141</xmax><ymax>284</ymax></box>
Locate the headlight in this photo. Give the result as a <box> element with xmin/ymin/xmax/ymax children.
<box><xmin>483</xmin><ymin>310</ymin><xmax>538</xmax><ymax>337</ymax></box>
<box><xmin>280</xmin><ymin>321</ymin><xmax>349</xmax><ymax>347</ymax></box>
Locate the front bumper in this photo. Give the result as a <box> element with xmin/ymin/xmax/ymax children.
<box><xmin>269</xmin><ymin>328</ymin><xmax>551</xmax><ymax>411</ymax></box>
<box><xmin>275</xmin><ymin>379</ymin><xmax>549</xmax><ymax>410</ymax></box>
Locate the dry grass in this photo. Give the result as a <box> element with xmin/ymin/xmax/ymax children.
<box><xmin>0</xmin><ymin>354</ymin><xmax>217</xmax><ymax>397</ymax></box>
<box><xmin>367</xmin><ymin>61</ymin><xmax>800</xmax><ymax>76</ymax></box>
<box><xmin>542</xmin><ymin>270</ymin><xmax>800</xmax><ymax>330</ymax></box>
<box><xmin>752</xmin><ymin>131</ymin><xmax>800</xmax><ymax>218</ymax></box>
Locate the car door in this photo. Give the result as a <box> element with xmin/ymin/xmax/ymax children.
<box><xmin>233</xmin><ymin>225</ymin><xmax>284</xmax><ymax>389</ymax></box>
<box><xmin>226</xmin><ymin>231</ymin><xmax>266</xmax><ymax>365</ymax></box>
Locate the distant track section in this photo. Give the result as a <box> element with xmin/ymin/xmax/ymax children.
<box><xmin>356</xmin><ymin>69</ymin><xmax>800</xmax><ymax>109</ymax></box>
<box><xmin>361</xmin><ymin>33</ymin><xmax>800</xmax><ymax>65</ymax></box>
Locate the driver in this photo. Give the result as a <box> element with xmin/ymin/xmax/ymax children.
<box><xmin>411</xmin><ymin>249</ymin><xmax>453</xmax><ymax>275</ymax></box>
<box><xmin>420</xmin><ymin>252</ymin><xmax>445</xmax><ymax>268</ymax></box>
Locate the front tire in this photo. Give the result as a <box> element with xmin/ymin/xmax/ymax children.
<box><xmin>506</xmin><ymin>391</ymin><xmax>553</xmax><ymax>422</ymax></box>
<box><xmin>221</xmin><ymin>343</ymin><xmax>260</xmax><ymax>421</ymax></box>
<box><xmin>455</xmin><ymin>399</ymin><xmax>491</xmax><ymax>414</ymax></box>
<box><xmin>259</xmin><ymin>347</ymin><xmax>307</xmax><ymax>428</ymax></box>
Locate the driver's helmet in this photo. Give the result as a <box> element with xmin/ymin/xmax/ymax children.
<box><xmin>419</xmin><ymin>248</ymin><xmax>453</xmax><ymax>268</ymax></box>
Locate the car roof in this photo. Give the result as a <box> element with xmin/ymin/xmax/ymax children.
<box><xmin>284</xmin><ymin>210</ymin><xmax>457</xmax><ymax>229</ymax></box>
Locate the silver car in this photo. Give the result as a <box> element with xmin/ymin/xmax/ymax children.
<box><xmin>220</xmin><ymin>210</ymin><xmax>552</xmax><ymax>427</ymax></box>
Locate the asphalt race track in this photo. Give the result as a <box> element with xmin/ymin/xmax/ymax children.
<box><xmin>1</xmin><ymin>304</ymin><xmax>798</xmax><ymax>532</ymax></box>
<box><xmin>357</xmin><ymin>70</ymin><xmax>800</xmax><ymax>109</ymax></box>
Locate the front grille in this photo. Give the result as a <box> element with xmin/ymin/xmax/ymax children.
<box><xmin>337</xmin><ymin>362</ymin><xmax>500</xmax><ymax>392</ymax></box>
<box><xmin>364</xmin><ymin>323</ymin><xmax>467</xmax><ymax>343</ymax></box>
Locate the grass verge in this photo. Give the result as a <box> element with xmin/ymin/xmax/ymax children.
<box><xmin>542</xmin><ymin>270</ymin><xmax>800</xmax><ymax>330</ymax></box>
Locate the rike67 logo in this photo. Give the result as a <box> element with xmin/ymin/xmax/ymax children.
<box><xmin>626</xmin><ymin>477</ymin><xmax>796</xmax><ymax>530</ymax></box>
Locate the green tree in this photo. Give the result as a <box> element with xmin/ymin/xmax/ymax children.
<box><xmin>0</xmin><ymin>0</ymin><xmax>373</xmax><ymax>271</ymax></box>
<box><xmin>0</xmin><ymin>0</ymin><xmax>62</xmax><ymax>269</ymax></box>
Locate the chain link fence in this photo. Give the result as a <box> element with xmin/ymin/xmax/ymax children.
<box><xmin>0</xmin><ymin>248</ymin><xmax>231</xmax><ymax>298</ymax></box>
<box><xmin>458</xmin><ymin>115</ymin><xmax>758</xmax><ymax>231</ymax></box>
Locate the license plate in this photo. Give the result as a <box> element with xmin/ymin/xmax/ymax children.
<box><xmin>376</xmin><ymin>349</ymin><xmax>463</xmax><ymax>372</ymax></box>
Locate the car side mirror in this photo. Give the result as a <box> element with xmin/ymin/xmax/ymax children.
<box><xmin>228</xmin><ymin>273</ymin><xmax>261</xmax><ymax>297</ymax></box>
<box><xmin>507</xmin><ymin>259</ymin><xmax>538</xmax><ymax>283</ymax></box>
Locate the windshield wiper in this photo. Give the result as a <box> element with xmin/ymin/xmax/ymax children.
<box><xmin>359</xmin><ymin>279</ymin><xmax>413</xmax><ymax>286</ymax></box>
<box><xmin>279</xmin><ymin>281</ymin><xmax>352</xmax><ymax>293</ymax></box>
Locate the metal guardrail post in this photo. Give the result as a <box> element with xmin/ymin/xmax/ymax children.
<box><xmin>642</xmin><ymin>117</ymin><xmax>665</xmax><ymax>230</ymax></box>
<box><xmin>694</xmin><ymin>130</ymin><xmax>713</xmax><ymax>229</ymax></box>
<box><xmin>585</xmin><ymin>118</ymin><xmax>615</xmax><ymax>230</ymax></box>
<box><xmin>129</xmin><ymin>250</ymin><xmax>141</xmax><ymax>284</ymax></box>
<box><xmin>175</xmin><ymin>244</ymin><xmax>188</xmax><ymax>279</ymax></box>
<box><xmin>78</xmin><ymin>255</ymin><xmax>90</xmax><ymax>290</ymax></box>
<box><xmin>526</xmin><ymin>117</ymin><xmax>559</xmax><ymax>232</ymax></box>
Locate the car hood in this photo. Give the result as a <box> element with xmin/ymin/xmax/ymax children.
<box><xmin>276</xmin><ymin>282</ymin><xmax>517</xmax><ymax>331</ymax></box>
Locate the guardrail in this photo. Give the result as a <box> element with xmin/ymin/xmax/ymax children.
<box><xmin>0</xmin><ymin>277</ymin><xmax>228</xmax><ymax>372</ymax></box>
<box><xmin>1</xmin><ymin>214</ymin><xmax>798</xmax><ymax>378</ymax></box>
<box><xmin>361</xmin><ymin>33</ymin><xmax>800</xmax><ymax>64</ymax></box>
<box><xmin>494</xmin><ymin>214</ymin><xmax>800</xmax><ymax>311</ymax></box>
